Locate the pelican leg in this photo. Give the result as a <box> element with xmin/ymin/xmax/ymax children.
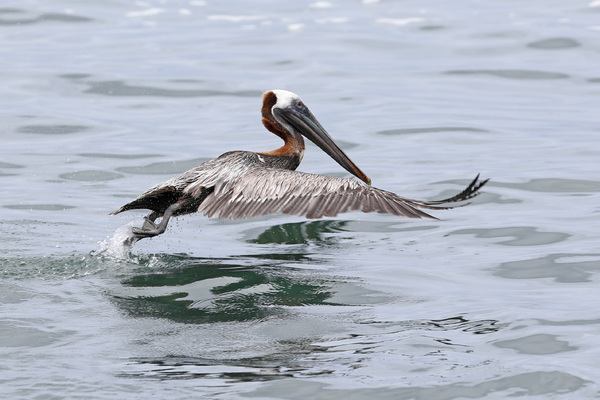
<box><xmin>132</xmin><ymin>205</ymin><xmax>180</xmax><ymax>239</ymax></box>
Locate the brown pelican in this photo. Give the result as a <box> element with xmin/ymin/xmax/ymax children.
<box><xmin>111</xmin><ymin>89</ymin><xmax>488</xmax><ymax>241</ymax></box>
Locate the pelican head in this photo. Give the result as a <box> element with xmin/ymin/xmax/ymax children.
<box><xmin>262</xmin><ymin>89</ymin><xmax>371</xmax><ymax>185</ymax></box>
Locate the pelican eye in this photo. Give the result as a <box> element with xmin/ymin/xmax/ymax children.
<box><xmin>295</xmin><ymin>100</ymin><xmax>304</xmax><ymax>108</ymax></box>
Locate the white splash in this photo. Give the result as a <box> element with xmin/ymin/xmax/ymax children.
<box><xmin>97</xmin><ymin>222</ymin><xmax>140</xmax><ymax>260</ymax></box>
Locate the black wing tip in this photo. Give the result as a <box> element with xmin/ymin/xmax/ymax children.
<box><xmin>458</xmin><ymin>173</ymin><xmax>489</xmax><ymax>201</ymax></box>
<box><xmin>445</xmin><ymin>173</ymin><xmax>489</xmax><ymax>202</ymax></box>
<box><xmin>420</xmin><ymin>174</ymin><xmax>489</xmax><ymax>210</ymax></box>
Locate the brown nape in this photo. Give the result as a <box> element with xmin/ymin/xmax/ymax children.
<box><xmin>259</xmin><ymin>91</ymin><xmax>305</xmax><ymax>157</ymax></box>
<box><xmin>261</xmin><ymin>91</ymin><xmax>278</xmax><ymax>120</ymax></box>
<box><xmin>261</xmin><ymin>91</ymin><xmax>285</xmax><ymax>140</ymax></box>
<box><xmin>261</xmin><ymin>117</ymin><xmax>283</xmax><ymax>138</ymax></box>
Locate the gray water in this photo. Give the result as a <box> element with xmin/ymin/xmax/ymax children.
<box><xmin>2</xmin><ymin>0</ymin><xmax>600</xmax><ymax>398</ymax></box>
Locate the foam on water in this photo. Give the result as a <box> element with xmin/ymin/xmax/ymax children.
<box><xmin>97</xmin><ymin>222</ymin><xmax>141</xmax><ymax>260</ymax></box>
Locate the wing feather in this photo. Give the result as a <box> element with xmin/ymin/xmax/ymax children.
<box><xmin>198</xmin><ymin>167</ymin><xmax>486</xmax><ymax>220</ymax></box>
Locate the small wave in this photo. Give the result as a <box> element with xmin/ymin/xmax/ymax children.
<box><xmin>207</xmin><ymin>15</ymin><xmax>266</xmax><ymax>23</ymax></box>
<box><xmin>125</xmin><ymin>8</ymin><xmax>165</xmax><ymax>18</ymax></box>
<box><xmin>376</xmin><ymin>17</ymin><xmax>424</xmax><ymax>26</ymax></box>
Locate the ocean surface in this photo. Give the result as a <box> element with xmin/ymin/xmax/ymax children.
<box><xmin>2</xmin><ymin>1</ymin><xmax>600</xmax><ymax>399</ymax></box>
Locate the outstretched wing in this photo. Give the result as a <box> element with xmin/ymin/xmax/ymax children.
<box><xmin>110</xmin><ymin>151</ymin><xmax>253</xmax><ymax>215</ymax></box>
<box><xmin>198</xmin><ymin>167</ymin><xmax>487</xmax><ymax>220</ymax></box>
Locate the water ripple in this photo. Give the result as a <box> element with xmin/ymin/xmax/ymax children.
<box><xmin>445</xmin><ymin>69</ymin><xmax>570</xmax><ymax>80</ymax></box>
<box><xmin>376</xmin><ymin>127</ymin><xmax>488</xmax><ymax>135</ymax></box>
<box><xmin>17</xmin><ymin>125</ymin><xmax>89</xmax><ymax>135</ymax></box>
<box><xmin>493</xmin><ymin>253</ymin><xmax>600</xmax><ymax>283</ymax></box>
<box><xmin>244</xmin><ymin>371</ymin><xmax>589</xmax><ymax>399</ymax></box>
<box><xmin>84</xmin><ymin>80</ymin><xmax>261</xmax><ymax>98</ymax></box>
<box><xmin>0</xmin><ymin>8</ymin><xmax>93</xmax><ymax>25</ymax></box>
<box><xmin>116</xmin><ymin>158</ymin><xmax>210</xmax><ymax>175</ymax></box>
<box><xmin>59</xmin><ymin>170</ymin><xmax>124</xmax><ymax>181</ymax></box>
<box><xmin>494</xmin><ymin>178</ymin><xmax>600</xmax><ymax>193</ymax></box>
<box><xmin>527</xmin><ymin>37</ymin><xmax>581</xmax><ymax>50</ymax></box>
<box><xmin>494</xmin><ymin>334</ymin><xmax>577</xmax><ymax>355</ymax></box>
<box><xmin>451</xmin><ymin>226</ymin><xmax>570</xmax><ymax>246</ymax></box>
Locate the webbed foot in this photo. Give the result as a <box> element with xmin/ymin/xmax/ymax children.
<box><xmin>131</xmin><ymin>225</ymin><xmax>161</xmax><ymax>239</ymax></box>
<box><xmin>141</xmin><ymin>216</ymin><xmax>158</xmax><ymax>231</ymax></box>
<box><xmin>129</xmin><ymin>205</ymin><xmax>178</xmax><ymax>240</ymax></box>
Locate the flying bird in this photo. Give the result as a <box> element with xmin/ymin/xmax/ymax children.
<box><xmin>111</xmin><ymin>89</ymin><xmax>488</xmax><ymax>241</ymax></box>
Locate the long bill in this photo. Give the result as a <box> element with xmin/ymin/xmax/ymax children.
<box><xmin>275</xmin><ymin>107</ymin><xmax>372</xmax><ymax>185</ymax></box>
